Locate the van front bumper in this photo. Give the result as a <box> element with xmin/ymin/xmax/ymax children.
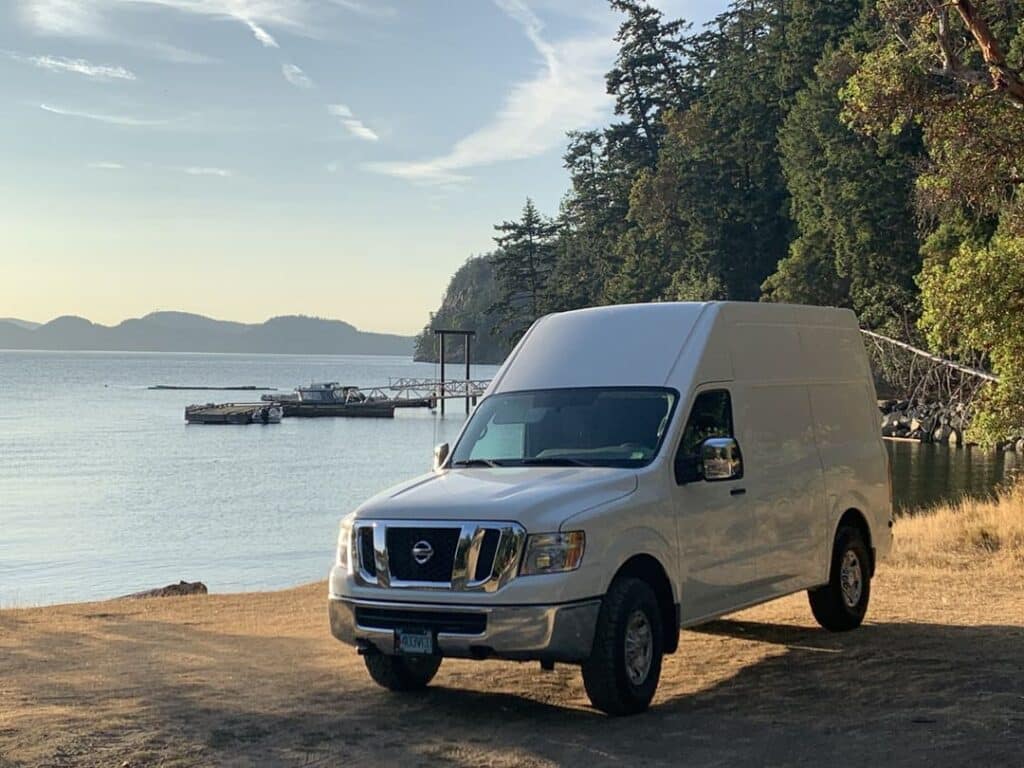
<box><xmin>328</xmin><ymin>595</ymin><xmax>601</xmax><ymax>663</ymax></box>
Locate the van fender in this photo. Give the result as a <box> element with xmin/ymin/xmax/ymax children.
<box><xmin>590</xmin><ymin>525</ymin><xmax>679</xmax><ymax>604</ymax></box>
<box><xmin>823</xmin><ymin>490</ymin><xmax>876</xmax><ymax>581</ymax></box>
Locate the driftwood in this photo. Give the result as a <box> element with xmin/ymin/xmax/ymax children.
<box><xmin>120</xmin><ymin>580</ymin><xmax>208</xmax><ymax>599</ymax></box>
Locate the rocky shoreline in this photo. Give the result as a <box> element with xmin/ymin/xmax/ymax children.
<box><xmin>879</xmin><ymin>399</ymin><xmax>1024</xmax><ymax>451</ymax></box>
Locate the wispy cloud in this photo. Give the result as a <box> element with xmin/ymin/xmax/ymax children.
<box><xmin>243</xmin><ymin>18</ymin><xmax>278</xmax><ymax>48</ymax></box>
<box><xmin>39</xmin><ymin>103</ymin><xmax>169</xmax><ymax>127</ymax></box>
<box><xmin>182</xmin><ymin>166</ymin><xmax>232</xmax><ymax>177</ymax></box>
<box><xmin>328</xmin><ymin>104</ymin><xmax>379</xmax><ymax>142</ymax></box>
<box><xmin>325</xmin><ymin>0</ymin><xmax>396</xmax><ymax>17</ymax></box>
<box><xmin>5</xmin><ymin>51</ymin><xmax>136</xmax><ymax>80</ymax></box>
<box><xmin>87</xmin><ymin>161</ymin><xmax>124</xmax><ymax>169</ymax></box>
<box><xmin>367</xmin><ymin>0</ymin><xmax>613</xmax><ymax>185</ymax></box>
<box><xmin>21</xmin><ymin>1</ymin><xmax>314</xmax><ymax>51</ymax></box>
<box><xmin>282</xmin><ymin>62</ymin><xmax>313</xmax><ymax>89</ymax></box>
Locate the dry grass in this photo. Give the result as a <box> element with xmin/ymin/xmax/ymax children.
<box><xmin>892</xmin><ymin>479</ymin><xmax>1024</xmax><ymax>569</ymax></box>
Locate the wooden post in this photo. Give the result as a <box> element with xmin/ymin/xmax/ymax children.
<box><xmin>465</xmin><ymin>334</ymin><xmax>472</xmax><ymax>414</ymax></box>
<box><xmin>439</xmin><ymin>333</ymin><xmax>446</xmax><ymax>416</ymax></box>
<box><xmin>433</xmin><ymin>329</ymin><xmax>475</xmax><ymax>418</ymax></box>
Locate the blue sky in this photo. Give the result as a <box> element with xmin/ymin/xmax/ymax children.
<box><xmin>1</xmin><ymin>0</ymin><xmax>724</xmax><ymax>334</ymax></box>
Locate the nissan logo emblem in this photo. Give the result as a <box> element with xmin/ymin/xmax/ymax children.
<box><xmin>412</xmin><ymin>540</ymin><xmax>434</xmax><ymax>565</ymax></box>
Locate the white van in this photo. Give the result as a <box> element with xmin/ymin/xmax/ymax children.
<box><xmin>329</xmin><ymin>302</ymin><xmax>892</xmax><ymax>715</ymax></box>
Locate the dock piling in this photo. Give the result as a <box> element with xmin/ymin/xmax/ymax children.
<box><xmin>433</xmin><ymin>328</ymin><xmax>476</xmax><ymax>417</ymax></box>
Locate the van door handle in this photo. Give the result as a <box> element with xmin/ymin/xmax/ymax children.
<box><xmin>730</xmin><ymin>488</ymin><xmax>746</xmax><ymax>496</ymax></box>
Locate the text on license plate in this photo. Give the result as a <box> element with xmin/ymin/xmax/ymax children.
<box><xmin>395</xmin><ymin>629</ymin><xmax>434</xmax><ymax>655</ymax></box>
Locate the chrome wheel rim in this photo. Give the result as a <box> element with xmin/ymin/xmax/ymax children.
<box><xmin>624</xmin><ymin>609</ymin><xmax>653</xmax><ymax>686</ymax></box>
<box><xmin>840</xmin><ymin>550</ymin><xmax>863</xmax><ymax>608</ymax></box>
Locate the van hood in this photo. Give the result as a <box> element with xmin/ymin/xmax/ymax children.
<box><xmin>353</xmin><ymin>467</ymin><xmax>638</xmax><ymax>532</ymax></box>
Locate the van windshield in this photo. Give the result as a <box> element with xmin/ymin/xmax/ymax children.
<box><xmin>450</xmin><ymin>388</ymin><xmax>678</xmax><ymax>468</ymax></box>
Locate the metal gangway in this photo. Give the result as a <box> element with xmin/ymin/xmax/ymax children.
<box><xmin>341</xmin><ymin>377</ymin><xmax>492</xmax><ymax>410</ymax></box>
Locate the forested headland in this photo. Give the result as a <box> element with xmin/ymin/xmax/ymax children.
<box><xmin>415</xmin><ymin>0</ymin><xmax>1024</xmax><ymax>444</ymax></box>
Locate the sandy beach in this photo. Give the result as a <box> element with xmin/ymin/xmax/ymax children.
<box><xmin>2</xmin><ymin>491</ymin><xmax>1023</xmax><ymax>767</ymax></box>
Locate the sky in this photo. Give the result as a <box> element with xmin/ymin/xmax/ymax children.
<box><xmin>1</xmin><ymin>0</ymin><xmax>725</xmax><ymax>335</ymax></box>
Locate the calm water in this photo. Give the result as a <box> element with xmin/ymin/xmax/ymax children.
<box><xmin>887</xmin><ymin>440</ymin><xmax>1020</xmax><ymax>512</ymax></box>
<box><xmin>0</xmin><ymin>350</ymin><xmax>1018</xmax><ymax>607</ymax></box>
<box><xmin>0</xmin><ymin>350</ymin><xmax>497</xmax><ymax>607</ymax></box>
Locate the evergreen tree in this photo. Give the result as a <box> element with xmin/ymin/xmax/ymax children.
<box><xmin>765</xmin><ymin>35</ymin><xmax>922</xmax><ymax>335</ymax></box>
<box><xmin>621</xmin><ymin>0</ymin><xmax>862</xmax><ymax>305</ymax></box>
<box><xmin>490</xmin><ymin>199</ymin><xmax>559</xmax><ymax>339</ymax></box>
<box><xmin>606</xmin><ymin>0</ymin><xmax>695</xmax><ymax>164</ymax></box>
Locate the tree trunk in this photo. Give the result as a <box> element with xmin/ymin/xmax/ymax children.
<box><xmin>953</xmin><ymin>0</ymin><xmax>1024</xmax><ymax>107</ymax></box>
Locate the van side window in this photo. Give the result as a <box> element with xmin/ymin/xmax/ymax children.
<box><xmin>678</xmin><ymin>390</ymin><xmax>733</xmax><ymax>457</ymax></box>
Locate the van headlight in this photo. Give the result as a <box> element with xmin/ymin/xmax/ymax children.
<box><xmin>520</xmin><ymin>531</ymin><xmax>585</xmax><ymax>575</ymax></box>
<box><xmin>336</xmin><ymin>514</ymin><xmax>356</xmax><ymax>572</ymax></box>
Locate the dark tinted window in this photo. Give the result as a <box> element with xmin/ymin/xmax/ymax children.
<box><xmin>677</xmin><ymin>390</ymin><xmax>733</xmax><ymax>458</ymax></box>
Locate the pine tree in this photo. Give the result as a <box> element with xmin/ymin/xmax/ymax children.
<box><xmin>490</xmin><ymin>199</ymin><xmax>559</xmax><ymax>339</ymax></box>
<box><xmin>765</xmin><ymin>35</ymin><xmax>922</xmax><ymax>335</ymax></box>
<box><xmin>606</xmin><ymin>0</ymin><xmax>694</xmax><ymax>164</ymax></box>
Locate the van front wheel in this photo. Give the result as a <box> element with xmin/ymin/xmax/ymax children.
<box><xmin>582</xmin><ymin>577</ymin><xmax>664</xmax><ymax>716</ymax></box>
<box><xmin>363</xmin><ymin>653</ymin><xmax>442</xmax><ymax>691</ymax></box>
<box><xmin>808</xmin><ymin>525</ymin><xmax>871</xmax><ymax>632</ymax></box>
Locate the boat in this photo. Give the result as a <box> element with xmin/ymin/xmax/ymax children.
<box><xmin>295</xmin><ymin>382</ymin><xmax>368</xmax><ymax>404</ymax></box>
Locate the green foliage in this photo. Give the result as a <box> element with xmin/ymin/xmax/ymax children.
<box><xmin>413</xmin><ymin>255</ymin><xmax>509</xmax><ymax>364</ymax></box>
<box><xmin>919</xmin><ymin>234</ymin><xmax>1024</xmax><ymax>443</ymax></box>
<box><xmin>766</xmin><ymin>35</ymin><xmax>922</xmax><ymax>334</ymax></box>
<box><xmin>842</xmin><ymin>0</ymin><xmax>1024</xmax><ymax>221</ymax></box>
<box><xmin>490</xmin><ymin>199</ymin><xmax>559</xmax><ymax>341</ymax></box>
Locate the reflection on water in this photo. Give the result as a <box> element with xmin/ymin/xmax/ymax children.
<box><xmin>887</xmin><ymin>440</ymin><xmax>1022</xmax><ymax>512</ymax></box>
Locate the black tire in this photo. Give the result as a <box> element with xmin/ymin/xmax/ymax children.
<box><xmin>363</xmin><ymin>653</ymin><xmax>442</xmax><ymax>691</ymax></box>
<box><xmin>581</xmin><ymin>577</ymin><xmax>664</xmax><ymax>716</ymax></box>
<box><xmin>808</xmin><ymin>525</ymin><xmax>872</xmax><ymax>632</ymax></box>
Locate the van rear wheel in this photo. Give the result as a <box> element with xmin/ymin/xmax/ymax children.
<box><xmin>808</xmin><ymin>525</ymin><xmax>871</xmax><ymax>632</ymax></box>
<box><xmin>581</xmin><ymin>577</ymin><xmax>663</xmax><ymax>716</ymax></box>
<box><xmin>363</xmin><ymin>653</ymin><xmax>442</xmax><ymax>691</ymax></box>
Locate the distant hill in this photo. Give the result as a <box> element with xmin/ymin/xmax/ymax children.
<box><xmin>0</xmin><ymin>317</ymin><xmax>40</xmax><ymax>330</ymax></box>
<box><xmin>0</xmin><ymin>312</ymin><xmax>414</xmax><ymax>356</ymax></box>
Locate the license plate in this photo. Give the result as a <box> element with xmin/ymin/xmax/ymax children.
<box><xmin>395</xmin><ymin>628</ymin><xmax>434</xmax><ymax>655</ymax></box>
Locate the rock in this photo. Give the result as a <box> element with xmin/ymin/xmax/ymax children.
<box><xmin>933</xmin><ymin>425</ymin><xmax>951</xmax><ymax>443</ymax></box>
<box><xmin>948</xmin><ymin>428</ymin><xmax>963</xmax><ymax>446</ymax></box>
<box><xmin>1017</xmin><ymin>438</ymin><xmax>1024</xmax><ymax>453</ymax></box>
<box><xmin>120</xmin><ymin>580</ymin><xmax>208</xmax><ymax>600</ymax></box>
<box><xmin>1002</xmin><ymin>441</ymin><xmax>1017</xmax><ymax>452</ymax></box>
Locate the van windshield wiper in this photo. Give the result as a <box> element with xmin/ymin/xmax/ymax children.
<box><xmin>450</xmin><ymin>458</ymin><xmax>503</xmax><ymax>468</ymax></box>
<box><xmin>518</xmin><ymin>457</ymin><xmax>591</xmax><ymax>467</ymax></box>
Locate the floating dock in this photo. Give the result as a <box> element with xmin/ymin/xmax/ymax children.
<box><xmin>185</xmin><ymin>403</ymin><xmax>283</xmax><ymax>425</ymax></box>
<box><xmin>281</xmin><ymin>401</ymin><xmax>395</xmax><ymax>419</ymax></box>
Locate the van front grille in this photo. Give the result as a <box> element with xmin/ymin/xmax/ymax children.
<box><xmin>358</xmin><ymin>528</ymin><xmax>376</xmax><ymax>578</ymax></box>
<box><xmin>386</xmin><ymin>527</ymin><xmax>460</xmax><ymax>582</ymax></box>
<box><xmin>353</xmin><ymin>521</ymin><xmax>525</xmax><ymax>592</ymax></box>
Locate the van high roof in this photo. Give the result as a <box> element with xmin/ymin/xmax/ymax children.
<box><xmin>487</xmin><ymin>301</ymin><xmax>864</xmax><ymax>395</ymax></box>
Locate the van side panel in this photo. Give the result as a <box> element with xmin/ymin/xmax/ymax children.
<box><xmin>736</xmin><ymin>382</ymin><xmax>828</xmax><ymax>594</ymax></box>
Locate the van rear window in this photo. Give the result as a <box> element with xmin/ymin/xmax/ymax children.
<box><xmin>450</xmin><ymin>388</ymin><xmax>678</xmax><ymax>468</ymax></box>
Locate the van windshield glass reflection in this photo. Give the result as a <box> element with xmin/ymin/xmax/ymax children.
<box><xmin>450</xmin><ymin>388</ymin><xmax>677</xmax><ymax>468</ymax></box>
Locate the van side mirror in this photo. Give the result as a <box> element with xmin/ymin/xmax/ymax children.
<box><xmin>433</xmin><ymin>442</ymin><xmax>450</xmax><ymax>471</ymax></box>
<box><xmin>675</xmin><ymin>437</ymin><xmax>743</xmax><ymax>485</ymax></box>
<box><xmin>701</xmin><ymin>437</ymin><xmax>743</xmax><ymax>481</ymax></box>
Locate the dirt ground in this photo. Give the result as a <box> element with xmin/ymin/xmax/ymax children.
<box><xmin>2</xmin><ymin>559</ymin><xmax>1023</xmax><ymax>768</ymax></box>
